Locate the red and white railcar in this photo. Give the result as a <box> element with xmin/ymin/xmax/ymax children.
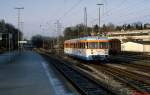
<box><xmin>64</xmin><ymin>36</ymin><xmax>110</xmax><ymax>61</ymax></box>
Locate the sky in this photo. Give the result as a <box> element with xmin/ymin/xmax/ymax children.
<box><xmin>0</xmin><ymin>0</ymin><xmax>150</xmax><ymax>39</ymax></box>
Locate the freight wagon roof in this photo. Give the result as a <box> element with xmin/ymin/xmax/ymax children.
<box><xmin>64</xmin><ymin>36</ymin><xmax>109</xmax><ymax>43</ymax></box>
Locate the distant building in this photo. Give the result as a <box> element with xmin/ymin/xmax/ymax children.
<box><xmin>121</xmin><ymin>41</ymin><xmax>150</xmax><ymax>53</ymax></box>
<box><xmin>108</xmin><ymin>29</ymin><xmax>150</xmax><ymax>42</ymax></box>
<box><xmin>0</xmin><ymin>32</ymin><xmax>13</xmax><ymax>50</ymax></box>
<box><xmin>144</xmin><ymin>23</ymin><xmax>150</xmax><ymax>29</ymax></box>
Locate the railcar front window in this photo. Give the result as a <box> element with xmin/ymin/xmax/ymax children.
<box><xmin>88</xmin><ymin>42</ymin><xmax>94</xmax><ymax>49</ymax></box>
<box><xmin>88</xmin><ymin>42</ymin><xmax>98</xmax><ymax>49</ymax></box>
<box><xmin>99</xmin><ymin>42</ymin><xmax>102</xmax><ymax>48</ymax></box>
<box><xmin>99</xmin><ymin>42</ymin><xmax>109</xmax><ymax>48</ymax></box>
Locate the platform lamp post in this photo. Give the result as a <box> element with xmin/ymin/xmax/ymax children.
<box><xmin>96</xmin><ymin>4</ymin><xmax>104</xmax><ymax>36</ymax></box>
<box><xmin>14</xmin><ymin>7</ymin><xmax>24</xmax><ymax>50</ymax></box>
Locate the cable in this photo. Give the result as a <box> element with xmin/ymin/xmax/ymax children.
<box><xmin>101</xmin><ymin>0</ymin><xmax>149</xmax><ymax>24</ymax></box>
<box><xmin>88</xmin><ymin>0</ymin><xmax>127</xmax><ymax>26</ymax></box>
<box><xmin>101</xmin><ymin>0</ymin><xmax>145</xmax><ymax>19</ymax></box>
<box><xmin>58</xmin><ymin>0</ymin><xmax>84</xmax><ymax>21</ymax></box>
<box><xmin>117</xmin><ymin>14</ymin><xmax>150</xmax><ymax>25</ymax></box>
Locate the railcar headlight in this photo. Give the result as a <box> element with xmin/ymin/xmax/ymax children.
<box><xmin>91</xmin><ymin>50</ymin><xmax>93</xmax><ymax>54</ymax></box>
<box><xmin>104</xmin><ymin>49</ymin><xmax>108</xmax><ymax>53</ymax></box>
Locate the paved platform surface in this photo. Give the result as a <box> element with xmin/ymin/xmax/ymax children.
<box><xmin>0</xmin><ymin>51</ymin><xmax>77</xmax><ymax>95</ymax></box>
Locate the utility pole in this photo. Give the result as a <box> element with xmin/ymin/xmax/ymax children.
<box><xmin>14</xmin><ymin>7</ymin><xmax>24</xmax><ymax>50</ymax></box>
<box><xmin>20</xmin><ymin>22</ymin><xmax>24</xmax><ymax>40</ymax></box>
<box><xmin>78</xmin><ymin>25</ymin><xmax>80</xmax><ymax>38</ymax></box>
<box><xmin>20</xmin><ymin>21</ymin><xmax>24</xmax><ymax>51</ymax></box>
<box><xmin>84</xmin><ymin>7</ymin><xmax>87</xmax><ymax>36</ymax></box>
<box><xmin>96</xmin><ymin>4</ymin><xmax>103</xmax><ymax>36</ymax></box>
<box><xmin>55</xmin><ymin>20</ymin><xmax>62</xmax><ymax>54</ymax></box>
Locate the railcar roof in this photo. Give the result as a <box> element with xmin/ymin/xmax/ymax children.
<box><xmin>80</xmin><ymin>36</ymin><xmax>108</xmax><ymax>40</ymax></box>
<box><xmin>65</xmin><ymin>36</ymin><xmax>109</xmax><ymax>43</ymax></box>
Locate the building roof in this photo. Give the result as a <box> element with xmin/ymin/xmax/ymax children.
<box><xmin>136</xmin><ymin>41</ymin><xmax>150</xmax><ymax>45</ymax></box>
<box><xmin>107</xmin><ymin>29</ymin><xmax>150</xmax><ymax>35</ymax></box>
<box><xmin>79</xmin><ymin>36</ymin><xmax>108</xmax><ymax>40</ymax></box>
<box><xmin>126</xmin><ymin>41</ymin><xmax>150</xmax><ymax>45</ymax></box>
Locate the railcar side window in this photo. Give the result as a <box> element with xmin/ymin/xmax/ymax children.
<box><xmin>75</xmin><ymin>43</ymin><xmax>77</xmax><ymax>48</ymax></box>
<box><xmin>101</xmin><ymin>43</ymin><xmax>104</xmax><ymax>48</ymax></box>
<box><xmin>81</xmin><ymin>43</ymin><xmax>85</xmax><ymax>48</ymax></box>
<box><xmin>71</xmin><ymin>43</ymin><xmax>73</xmax><ymax>48</ymax></box>
<box><xmin>85</xmin><ymin>42</ymin><xmax>88</xmax><ymax>49</ymax></box>
<box><xmin>68</xmin><ymin>43</ymin><xmax>70</xmax><ymax>48</ymax></box>
<box><xmin>74</xmin><ymin>43</ymin><xmax>75</xmax><ymax>48</ymax></box>
<box><xmin>83</xmin><ymin>43</ymin><xmax>85</xmax><ymax>48</ymax></box>
<box><xmin>79</xmin><ymin>43</ymin><xmax>82</xmax><ymax>48</ymax></box>
<box><xmin>96</xmin><ymin>42</ymin><xmax>99</xmax><ymax>48</ymax></box>
<box><xmin>88</xmin><ymin>42</ymin><xmax>93</xmax><ymax>49</ymax></box>
<box><xmin>80</xmin><ymin>43</ymin><xmax>82</xmax><ymax>48</ymax></box>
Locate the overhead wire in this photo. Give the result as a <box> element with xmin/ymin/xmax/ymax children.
<box><xmin>88</xmin><ymin>0</ymin><xmax>127</xmax><ymax>25</ymax></box>
<box><xmin>102</xmin><ymin>0</ymin><xmax>127</xmax><ymax>17</ymax></box>
<box><xmin>101</xmin><ymin>0</ymin><xmax>149</xmax><ymax>25</ymax></box>
<box><xmin>55</xmin><ymin>0</ymin><xmax>149</xmax><ymax>29</ymax></box>
<box><xmin>58</xmin><ymin>0</ymin><xmax>84</xmax><ymax>21</ymax></box>
<box><xmin>114</xmin><ymin>1</ymin><xmax>150</xmax><ymax>25</ymax></box>
<box><xmin>117</xmin><ymin>14</ymin><xmax>150</xmax><ymax>25</ymax></box>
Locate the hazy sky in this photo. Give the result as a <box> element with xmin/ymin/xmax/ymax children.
<box><xmin>0</xmin><ymin>0</ymin><xmax>150</xmax><ymax>39</ymax></box>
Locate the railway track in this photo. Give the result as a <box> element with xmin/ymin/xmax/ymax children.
<box><xmin>113</xmin><ymin>63</ymin><xmax>150</xmax><ymax>74</ymax></box>
<box><xmin>42</xmin><ymin>53</ymin><xmax>115</xmax><ymax>95</ymax></box>
<box><xmin>111</xmin><ymin>55</ymin><xmax>150</xmax><ymax>64</ymax></box>
<box><xmin>39</xmin><ymin>50</ymin><xmax>150</xmax><ymax>95</ymax></box>
<box><xmin>109</xmin><ymin>55</ymin><xmax>150</xmax><ymax>74</ymax></box>
<box><xmin>57</xmin><ymin>53</ymin><xmax>150</xmax><ymax>94</ymax></box>
<box><xmin>120</xmin><ymin>54</ymin><xmax>150</xmax><ymax>60</ymax></box>
<box><xmin>87</xmin><ymin>64</ymin><xmax>150</xmax><ymax>94</ymax></box>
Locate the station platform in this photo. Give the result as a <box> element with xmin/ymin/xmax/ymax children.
<box><xmin>0</xmin><ymin>51</ymin><xmax>77</xmax><ymax>95</ymax></box>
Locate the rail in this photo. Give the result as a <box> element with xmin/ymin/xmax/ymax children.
<box><xmin>41</xmin><ymin>53</ymin><xmax>115</xmax><ymax>95</ymax></box>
